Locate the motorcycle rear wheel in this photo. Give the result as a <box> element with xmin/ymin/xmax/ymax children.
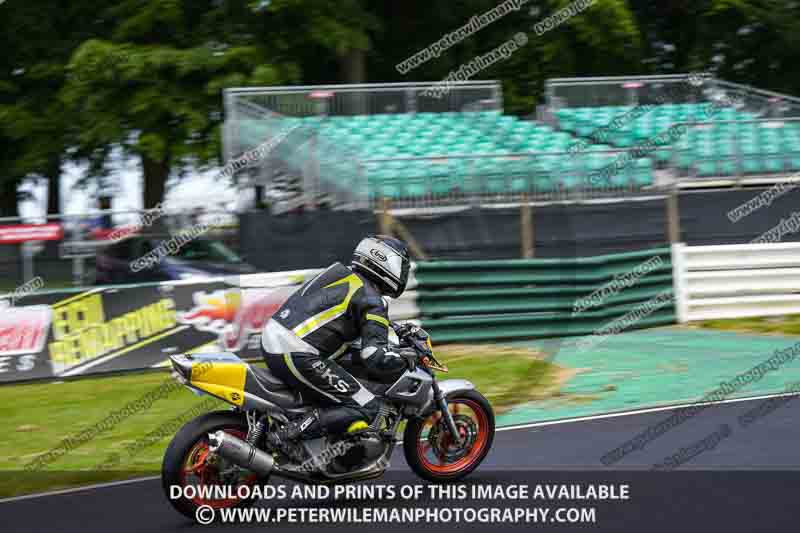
<box><xmin>403</xmin><ymin>390</ymin><xmax>495</xmax><ymax>482</ymax></box>
<box><xmin>161</xmin><ymin>410</ymin><xmax>267</xmax><ymax>520</ymax></box>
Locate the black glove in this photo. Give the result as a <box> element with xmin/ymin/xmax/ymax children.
<box><xmin>392</xmin><ymin>322</ymin><xmax>413</xmax><ymax>340</ymax></box>
<box><xmin>394</xmin><ymin>347</ymin><xmax>418</xmax><ymax>372</ymax></box>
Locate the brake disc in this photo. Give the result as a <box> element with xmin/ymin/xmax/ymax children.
<box><xmin>428</xmin><ymin>414</ymin><xmax>479</xmax><ymax>463</ymax></box>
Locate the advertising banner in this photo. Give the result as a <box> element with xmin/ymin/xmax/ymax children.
<box><xmin>0</xmin><ymin>223</ymin><xmax>64</xmax><ymax>244</ymax></box>
<box><xmin>0</xmin><ymin>272</ymin><xmax>317</xmax><ymax>384</ymax></box>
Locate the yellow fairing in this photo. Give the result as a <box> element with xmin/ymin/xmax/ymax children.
<box><xmin>190</xmin><ymin>361</ymin><xmax>247</xmax><ymax>406</ymax></box>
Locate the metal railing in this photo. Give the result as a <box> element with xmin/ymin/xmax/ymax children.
<box><xmin>669</xmin><ymin>117</ymin><xmax>800</xmax><ymax>183</ymax></box>
<box><xmin>545</xmin><ymin>74</ymin><xmax>800</xmax><ymax>120</ymax></box>
<box><xmin>0</xmin><ymin>209</ymin><xmax>239</xmax><ymax>290</ymax></box>
<box><xmin>545</xmin><ymin>74</ymin><xmax>704</xmax><ymax>109</ymax></box>
<box><xmin>222</xmin><ymin>82</ymin><xmax>503</xmax><ymax>209</ymax></box>
<box><xmin>353</xmin><ymin>148</ymin><xmax>664</xmax><ymax>210</ymax></box>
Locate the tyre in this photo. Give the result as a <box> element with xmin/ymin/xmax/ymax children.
<box><xmin>161</xmin><ymin>410</ymin><xmax>267</xmax><ymax>520</ymax></box>
<box><xmin>403</xmin><ymin>390</ymin><xmax>495</xmax><ymax>482</ymax></box>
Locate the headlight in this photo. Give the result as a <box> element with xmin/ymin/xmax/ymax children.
<box><xmin>178</xmin><ymin>272</ymin><xmax>200</xmax><ymax>280</ymax></box>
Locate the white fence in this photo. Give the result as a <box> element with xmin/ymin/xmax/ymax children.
<box><xmin>672</xmin><ymin>242</ymin><xmax>800</xmax><ymax>322</ymax></box>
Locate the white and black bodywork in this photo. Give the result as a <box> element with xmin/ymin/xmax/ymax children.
<box><xmin>162</xmin><ymin>322</ymin><xmax>495</xmax><ymax>520</ymax></box>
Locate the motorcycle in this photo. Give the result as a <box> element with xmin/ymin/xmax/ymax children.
<box><xmin>161</xmin><ymin>322</ymin><xmax>495</xmax><ymax>520</ymax></box>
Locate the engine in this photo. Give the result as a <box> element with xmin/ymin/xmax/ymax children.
<box><xmin>327</xmin><ymin>435</ymin><xmax>386</xmax><ymax>474</ymax></box>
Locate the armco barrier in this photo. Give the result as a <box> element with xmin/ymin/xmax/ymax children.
<box><xmin>415</xmin><ymin>248</ymin><xmax>677</xmax><ymax>343</ymax></box>
<box><xmin>673</xmin><ymin>242</ymin><xmax>800</xmax><ymax>322</ymax></box>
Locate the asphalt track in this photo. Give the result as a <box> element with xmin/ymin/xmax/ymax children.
<box><xmin>3</xmin><ymin>395</ymin><xmax>799</xmax><ymax>533</ymax></box>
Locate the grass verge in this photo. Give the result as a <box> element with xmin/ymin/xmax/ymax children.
<box><xmin>0</xmin><ymin>344</ymin><xmax>565</xmax><ymax>498</ymax></box>
<box><xmin>693</xmin><ymin>314</ymin><xmax>800</xmax><ymax>336</ymax></box>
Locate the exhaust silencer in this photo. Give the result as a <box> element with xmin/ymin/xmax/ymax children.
<box><xmin>208</xmin><ymin>430</ymin><xmax>274</xmax><ymax>478</ymax></box>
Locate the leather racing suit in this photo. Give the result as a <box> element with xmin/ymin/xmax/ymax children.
<box><xmin>261</xmin><ymin>262</ymin><xmax>408</xmax><ymax>437</ymax></box>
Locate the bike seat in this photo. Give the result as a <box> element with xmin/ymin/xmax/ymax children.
<box><xmin>250</xmin><ymin>365</ymin><xmax>289</xmax><ymax>390</ymax></box>
<box><xmin>247</xmin><ymin>365</ymin><xmax>304</xmax><ymax>409</ymax></box>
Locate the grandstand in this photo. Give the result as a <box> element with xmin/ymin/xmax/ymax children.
<box><xmin>547</xmin><ymin>75</ymin><xmax>800</xmax><ymax>184</ymax></box>
<box><xmin>223</xmin><ymin>76</ymin><xmax>800</xmax><ymax>210</ymax></box>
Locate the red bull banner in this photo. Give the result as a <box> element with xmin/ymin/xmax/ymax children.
<box><xmin>177</xmin><ymin>286</ymin><xmax>298</xmax><ymax>352</ymax></box>
<box><xmin>0</xmin><ymin>271</ymin><xmax>319</xmax><ymax>384</ymax></box>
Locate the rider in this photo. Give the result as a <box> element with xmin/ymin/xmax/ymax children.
<box><xmin>260</xmin><ymin>235</ymin><xmax>413</xmax><ymax>451</ymax></box>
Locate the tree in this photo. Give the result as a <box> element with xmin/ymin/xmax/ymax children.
<box><xmin>371</xmin><ymin>0</ymin><xmax>643</xmax><ymax>113</ymax></box>
<box><xmin>628</xmin><ymin>0</ymin><xmax>800</xmax><ymax>97</ymax></box>
<box><xmin>263</xmin><ymin>0</ymin><xmax>380</xmax><ymax>84</ymax></box>
<box><xmin>0</xmin><ymin>2</ymin><xmax>102</xmax><ymax>216</ymax></box>
<box><xmin>62</xmin><ymin>0</ymin><xmax>298</xmax><ymax>209</ymax></box>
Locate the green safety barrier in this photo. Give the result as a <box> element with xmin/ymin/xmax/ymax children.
<box><xmin>416</xmin><ymin>247</ymin><xmax>676</xmax><ymax>343</ymax></box>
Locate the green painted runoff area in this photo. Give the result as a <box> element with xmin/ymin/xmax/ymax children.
<box><xmin>497</xmin><ymin>326</ymin><xmax>800</xmax><ymax>426</ymax></box>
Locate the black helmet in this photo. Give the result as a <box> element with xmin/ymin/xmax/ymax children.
<box><xmin>351</xmin><ymin>235</ymin><xmax>411</xmax><ymax>298</ymax></box>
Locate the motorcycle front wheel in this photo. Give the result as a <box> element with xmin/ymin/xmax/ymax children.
<box><xmin>403</xmin><ymin>389</ymin><xmax>495</xmax><ymax>482</ymax></box>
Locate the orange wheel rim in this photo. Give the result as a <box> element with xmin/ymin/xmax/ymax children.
<box><xmin>179</xmin><ymin>427</ymin><xmax>258</xmax><ymax>509</ymax></box>
<box><xmin>416</xmin><ymin>398</ymin><xmax>489</xmax><ymax>475</ymax></box>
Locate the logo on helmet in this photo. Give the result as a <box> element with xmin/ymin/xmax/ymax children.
<box><xmin>370</xmin><ymin>249</ymin><xmax>388</xmax><ymax>262</ymax></box>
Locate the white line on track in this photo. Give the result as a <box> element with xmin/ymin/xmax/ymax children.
<box><xmin>3</xmin><ymin>390</ymin><xmax>799</xmax><ymax>504</ymax></box>
<box><xmin>0</xmin><ymin>476</ymin><xmax>160</xmax><ymax>504</ymax></box>
<box><xmin>496</xmin><ymin>389</ymin><xmax>800</xmax><ymax>433</ymax></box>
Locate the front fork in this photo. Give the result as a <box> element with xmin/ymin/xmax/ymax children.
<box><xmin>432</xmin><ymin>380</ymin><xmax>462</xmax><ymax>445</ymax></box>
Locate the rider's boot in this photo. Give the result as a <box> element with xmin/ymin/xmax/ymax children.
<box><xmin>267</xmin><ymin>400</ymin><xmax>382</xmax><ymax>450</ymax></box>
<box><xmin>267</xmin><ymin>409</ymin><xmax>324</xmax><ymax>460</ymax></box>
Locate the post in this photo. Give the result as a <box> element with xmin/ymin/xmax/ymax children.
<box><xmin>393</xmin><ymin>221</ymin><xmax>428</xmax><ymax>261</ymax></box>
<box><xmin>73</xmin><ymin>256</ymin><xmax>85</xmax><ymax>287</ymax></box>
<box><xmin>666</xmin><ymin>190</ymin><xmax>681</xmax><ymax>244</ymax></box>
<box><xmin>521</xmin><ymin>193</ymin><xmax>534</xmax><ymax>258</ymax></box>
<box><xmin>406</xmin><ymin>88</ymin><xmax>417</xmax><ymax>114</ymax></box>
<box><xmin>21</xmin><ymin>243</ymin><xmax>35</xmax><ymax>282</ymax></box>
<box><xmin>378</xmin><ymin>197</ymin><xmax>428</xmax><ymax>260</ymax></box>
<box><xmin>671</xmin><ymin>243</ymin><xmax>688</xmax><ymax>323</ymax></box>
<box><xmin>379</xmin><ymin>197</ymin><xmax>392</xmax><ymax>235</ymax></box>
